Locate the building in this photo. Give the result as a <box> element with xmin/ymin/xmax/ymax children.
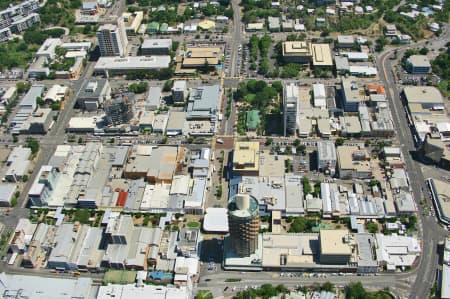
<box><xmin>141</xmin><ymin>38</ymin><xmax>172</xmax><ymax>55</ymax></box>
<box><xmin>343</xmin><ymin>52</ymin><xmax>369</xmax><ymax>62</ymax></box>
<box><xmin>177</xmin><ymin>47</ymin><xmax>221</xmax><ymax>74</ymax></box>
<box><xmin>233</xmin><ymin>142</ymin><xmax>260</xmax><ymax>176</ymax></box>
<box><xmin>337</xmin><ymin>146</ymin><xmax>372</xmax><ymax>179</ymax></box>
<box><xmin>104</xmin><ymin>93</ymin><xmax>135</xmax><ymax>126</ymax></box>
<box><xmin>172</xmin><ymin>80</ymin><xmax>188</xmax><ymax>103</ymax></box>
<box><xmin>5</xmin><ymin>146</ymin><xmax>31</xmax><ymax>182</ymax></box>
<box><xmin>406</xmin><ymin>55</ymin><xmax>431</xmax><ymax>74</ymax></box>
<box><xmin>317</xmin><ymin>141</ymin><xmax>337</xmax><ymax>175</ymax></box>
<box><xmin>375</xmin><ymin>233</ymin><xmax>421</xmax><ymax>271</ymax></box>
<box><xmin>282</xmin><ymin>41</ymin><xmax>312</xmax><ymax>63</ymax></box>
<box><xmin>166</xmin><ymin>111</ymin><xmax>186</xmax><ymax>136</ymax></box>
<box><xmin>97</xmin><ymin>284</ymin><xmax>189</xmax><ymax>299</ymax></box>
<box><xmin>313</xmin><ymin>83</ymin><xmax>326</xmax><ymax>108</ymax></box>
<box><xmin>428</xmin><ymin>178</ymin><xmax>450</xmax><ymax>224</ymax></box>
<box><xmin>0</xmin><ymin>0</ymin><xmax>40</xmax><ymax>35</ymax></box>
<box><xmin>76</xmin><ymin>79</ymin><xmax>111</xmax><ymax>111</ymax></box>
<box><xmin>36</xmin><ymin>38</ymin><xmax>62</xmax><ymax>60</ymax></box>
<box><xmin>228</xmin><ymin>194</ymin><xmax>260</xmax><ymax>257</ymax></box>
<box><xmin>0</xmin><ymin>185</ymin><xmax>16</xmax><ymax>207</ymax></box>
<box><xmin>9</xmin><ymin>218</ymin><xmax>36</xmax><ymax>253</ymax></box>
<box><xmin>319</xmin><ymin>230</ymin><xmax>352</xmax><ymax>265</ymax></box>
<box><xmin>44</xmin><ymin>85</ymin><xmax>69</xmax><ymax>103</ymax></box>
<box><xmin>121</xmin><ymin>11</ymin><xmax>143</xmax><ymax>36</ymax></box>
<box><xmin>310</xmin><ymin>43</ymin><xmax>333</xmax><ymax>68</ymax></box>
<box><xmin>284</xmin><ymin>82</ymin><xmax>298</xmax><ymax>135</ymax></box>
<box><xmin>145</xmin><ymin>87</ymin><xmax>162</xmax><ymax>111</ymax></box>
<box><xmin>0</xmin><ymin>273</ymin><xmax>93</xmax><ymax>299</ymax></box>
<box><xmin>268</xmin><ymin>16</ymin><xmax>280</xmax><ymax>32</ymax></box>
<box><xmin>186</xmin><ymin>85</ymin><xmax>220</xmax><ymax>120</ymax></box>
<box><xmin>342</xmin><ymin>78</ymin><xmax>361</xmax><ymax>112</ymax></box>
<box><xmin>94</xmin><ymin>56</ymin><xmax>171</xmax><ymax>76</ymax></box>
<box><xmin>336</xmin><ymin>35</ymin><xmax>355</xmax><ymax>48</ymax></box>
<box><xmin>421</xmin><ymin>138</ymin><xmax>450</xmax><ymax>170</ymax></box>
<box><xmin>176</xmin><ymin>227</ymin><xmax>200</xmax><ymax>257</ymax></box>
<box><xmin>97</xmin><ymin>23</ymin><xmax>128</xmax><ymax>57</ymax></box>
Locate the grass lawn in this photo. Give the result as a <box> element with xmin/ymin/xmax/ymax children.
<box><xmin>438</xmin><ymin>80</ymin><xmax>449</xmax><ymax>97</ymax></box>
<box><xmin>187</xmin><ymin>221</ymin><xmax>200</xmax><ymax>228</ymax></box>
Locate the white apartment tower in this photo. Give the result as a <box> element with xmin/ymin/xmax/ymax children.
<box><xmin>284</xmin><ymin>82</ymin><xmax>298</xmax><ymax>136</ymax></box>
<box><xmin>96</xmin><ymin>23</ymin><xmax>128</xmax><ymax>57</ymax></box>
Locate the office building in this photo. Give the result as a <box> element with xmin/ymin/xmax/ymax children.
<box><xmin>284</xmin><ymin>82</ymin><xmax>298</xmax><ymax>136</ymax></box>
<box><xmin>145</xmin><ymin>87</ymin><xmax>162</xmax><ymax>111</ymax></box>
<box><xmin>172</xmin><ymin>80</ymin><xmax>188</xmax><ymax>103</ymax></box>
<box><xmin>121</xmin><ymin>11</ymin><xmax>143</xmax><ymax>36</ymax></box>
<box><xmin>186</xmin><ymin>85</ymin><xmax>220</xmax><ymax>120</ymax></box>
<box><xmin>319</xmin><ymin>229</ymin><xmax>353</xmax><ymax>264</ymax></box>
<box><xmin>337</xmin><ymin>146</ymin><xmax>372</xmax><ymax>179</ymax></box>
<box><xmin>228</xmin><ymin>194</ymin><xmax>260</xmax><ymax>257</ymax></box>
<box><xmin>97</xmin><ymin>23</ymin><xmax>128</xmax><ymax>57</ymax></box>
<box><xmin>317</xmin><ymin>141</ymin><xmax>337</xmax><ymax>175</ymax></box>
<box><xmin>342</xmin><ymin>78</ymin><xmax>361</xmax><ymax>112</ymax></box>
<box><xmin>406</xmin><ymin>55</ymin><xmax>431</xmax><ymax>74</ymax></box>
<box><xmin>76</xmin><ymin>79</ymin><xmax>111</xmax><ymax>111</ymax></box>
<box><xmin>104</xmin><ymin>93</ymin><xmax>135</xmax><ymax>125</ymax></box>
<box><xmin>336</xmin><ymin>35</ymin><xmax>355</xmax><ymax>48</ymax></box>
<box><xmin>313</xmin><ymin>83</ymin><xmax>326</xmax><ymax>108</ymax></box>
<box><xmin>141</xmin><ymin>38</ymin><xmax>172</xmax><ymax>55</ymax></box>
<box><xmin>232</xmin><ymin>142</ymin><xmax>260</xmax><ymax>176</ymax></box>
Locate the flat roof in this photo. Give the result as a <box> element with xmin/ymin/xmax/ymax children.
<box><xmin>167</xmin><ymin>111</ymin><xmax>186</xmax><ymax>131</ymax></box>
<box><xmin>203</xmin><ymin>207</ymin><xmax>229</xmax><ymax>232</ymax></box>
<box><xmin>0</xmin><ymin>273</ymin><xmax>93</xmax><ymax>299</ymax></box>
<box><xmin>142</xmin><ymin>38</ymin><xmax>172</xmax><ymax>49</ymax></box>
<box><xmin>311</xmin><ymin>44</ymin><xmax>333</xmax><ymax>66</ymax></box>
<box><xmin>407</xmin><ymin>55</ymin><xmax>431</xmax><ymax>67</ymax></box>
<box><xmin>403</xmin><ymin>86</ymin><xmax>443</xmax><ymax>104</ymax></box>
<box><xmin>320</xmin><ymin>229</ymin><xmax>352</xmax><ymax>255</ymax></box>
<box><xmin>442</xmin><ymin>264</ymin><xmax>450</xmax><ymax>299</ymax></box>
<box><xmin>283</xmin><ymin>41</ymin><xmax>311</xmax><ymax>55</ymax></box>
<box><xmin>337</xmin><ymin>146</ymin><xmax>371</xmax><ymax>172</ymax></box>
<box><xmin>95</xmin><ymin>56</ymin><xmax>170</xmax><ymax>71</ymax></box>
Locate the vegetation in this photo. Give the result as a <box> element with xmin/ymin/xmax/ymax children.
<box><xmin>49</xmin><ymin>57</ymin><xmax>75</xmax><ymax>72</ymax></box>
<box><xmin>288</xmin><ymin>216</ymin><xmax>315</xmax><ymax>233</ymax></box>
<box><xmin>335</xmin><ymin>138</ymin><xmax>345</xmax><ymax>146</ymax></box>
<box><xmin>302</xmin><ymin>177</ymin><xmax>312</xmax><ymax>195</ymax></box>
<box><xmin>126</xmin><ymin>69</ymin><xmax>174</xmax><ymax>80</ymax></box>
<box><xmin>186</xmin><ymin>221</ymin><xmax>200</xmax><ymax>228</ymax></box>
<box><xmin>345</xmin><ymin>282</ymin><xmax>393</xmax><ymax>299</ymax></box>
<box><xmin>216</xmin><ymin>185</ymin><xmax>223</xmax><ymax>199</ymax></box>
<box><xmin>39</xmin><ymin>0</ymin><xmax>80</xmax><ymax>28</ymax></box>
<box><xmin>432</xmin><ymin>52</ymin><xmax>450</xmax><ymax>96</ymax></box>
<box><xmin>74</xmin><ymin>209</ymin><xmax>91</xmax><ymax>224</ymax></box>
<box><xmin>25</xmin><ymin>138</ymin><xmax>39</xmax><ymax>155</ymax></box>
<box><xmin>234</xmin><ymin>284</ymin><xmax>288</xmax><ymax>299</ymax></box>
<box><xmin>194</xmin><ymin>290</ymin><xmax>214</xmax><ymax>299</ymax></box>
<box><xmin>366</xmin><ymin>222</ymin><xmax>379</xmax><ymax>233</ymax></box>
<box><xmin>128</xmin><ymin>82</ymin><xmax>149</xmax><ymax>93</ymax></box>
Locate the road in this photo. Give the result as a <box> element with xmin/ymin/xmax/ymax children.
<box><xmin>229</xmin><ymin>0</ymin><xmax>242</xmax><ymax>77</ymax></box>
<box><xmin>377</xmin><ymin>25</ymin><xmax>450</xmax><ymax>299</ymax></box>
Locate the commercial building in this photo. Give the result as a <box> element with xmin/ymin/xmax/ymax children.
<box><xmin>76</xmin><ymin>79</ymin><xmax>111</xmax><ymax>111</ymax></box>
<box><xmin>317</xmin><ymin>141</ymin><xmax>337</xmax><ymax>175</ymax></box>
<box><xmin>121</xmin><ymin>11</ymin><xmax>143</xmax><ymax>36</ymax></box>
<box><xmin>44</xmin><ymin>85</ymin><xmax>69</xmax><ymax>103</ymax></box>
<box><xmin>284</xmin><ymin>82</ymin><xmax>298</xmax><ymax>135</ymax></box>
<box><xmin>176</xmin><ymin>47</ymin><xmax>221</xmax><ymax>74</ymax></box>
<box><xmin>166</xmin><ymin>111</ymin><xmax>186</xmax><ymax>136</ymax></box>
<box><xmin>0</xmin><ymin>184</ymin><xmax>16</xmax><ymax>207</ymax></box>
<box><xmin>428</xmin><ymin>178</ymin><xmax>450</xmax><ymax>224</ymax></box>
<box><xmin>282</xmin><ymin>41</ymin><xmax>312</xmax><ymax>63</ymax></box>
<box><xmin>9</xmin><ymin>218</ymin><xmax>36</xmax><ymax>253</ymax></box>
<box><xmin>0</xmin><ymin>273</ymin><xmax>93</xmax><ymax>299</ymax></box>
<box><xmin>406</xmin><ymin>55</ymin><xmax>431</xmax><ymax>74</ymax></box>
<box><xmin>104</xmin><ymin>93</ymin><xmax>135</xmax><ymax>126</ymax></box>
<box><xmin>375</xmin><ymin>233</ymin><xmax>421</xmax><ymax>271</ymax></box>
<box><xmin>233</xmin><ymin>142</ymin><xmax>260</xmax><ymax>176</ymax></box>
<box><xmin>172</xmin><ymin>80</ymin><xmax>188</xmax><ymax>103</ymax></box>
<box><xmin>145</xmin><ymin>87</ymin><xmax>162</xmax><ymax>111</ymax></box>
<box><xmin>336</xmin><ymin>35</ymin><xmax>355</xmax><ymax>48</ymax></box>
<box><xmin>141</xmin><ymin>38</ymin><xmax>172</xmax><ymax>55</ymax></box>
<box><xmin>268</xmin><ymin>16</ymin><xmax>280</xmax><ymax>32</ymax></box>
<box><xmin>313</xmin><ymin>83</ymin><xmax>326</xmax><ymax>108</ymax></box>
<box><xmin>421</xmin><ymin>138</ymin><xmax>450</xmax><ymax>170</ymax></box>
<box><xmin>203</xmin><ymin>208</ymin><xmax>229</xmax><ymax>232</ymax></box>
<box><xmin>186</xmin><ymin>85</ymin><xmax>220</xmax><ymax>120</ymax></box>
<box><xmin>97</xmin><ymin>284</ymin><xmax>189</xmax><ymax>299</ymax></box>
<box><xmin>310</xmin><ymin>43</ymin><xmax>333</xmax><ymax>68</ymax></box>
<box><xmin>228</xmin><ymin>194</ymin><xmax>260</xmax><ymax>257</ymax></box>
<box><xmin>319</xmin><ymin>230</ymin><xmax>353</xmax><ymax>264</ymax></box>
<box><xmin>94</xmin><ymin>55</ymin><xmax>171</xmax><ymax>76</ymax></box>
<box><xmin>97</xmin><ymin>23</ymin><xmax>128</xmax><ymax>57</ymax></box>
<box><xmin>341</xmin><ymin>78</ymin><xmax>361</xmax><ymax>112</ymax></box>
<box><xmin>5</xmin><ymin>146</ymin><xmax>31</xmax><ymax>182</ymax></box>
<box><xmin>337</xmin><ymin>146</ymin><xmax>372</xmax><ymax>179</ymax></box>
<box><xmin>36</xmin><ymin>38</ymin><xmax>62</xmax><ymax>60</ymax></box>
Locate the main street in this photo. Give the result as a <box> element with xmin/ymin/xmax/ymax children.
<box><xmin>377</xmin><ymin>25</ymin><xmax>450</xmax><ymax>299</ymax></box>
<box><xmin>229</xmin><ymin>0</ymin><xmax>242</xmax><ymax>77</ymax></box>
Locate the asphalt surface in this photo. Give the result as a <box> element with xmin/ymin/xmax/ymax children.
<box><xmin>229</xmin><ymin>0</ymin><xmax>242</xmax><ymax>77</ymax></box>
<box><xmin>376</xmin><ymin>25</ymin><xmax>450</xmax><ymax>299</ymax></box>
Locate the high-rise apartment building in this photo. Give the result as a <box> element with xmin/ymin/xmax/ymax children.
<box><xmin>96</xmin><ymin>23</ymin><xmax>128</xmax><ymax>57</ymax></box>
<box><xmin>228</xmin><ymin>194</ymin><xmax>260</xmax><ymax>257</ymax></box>
<box><xmin>284</xmin><ymin>82</ymin><xmax>298</xmax><ymax>136</ymax></box>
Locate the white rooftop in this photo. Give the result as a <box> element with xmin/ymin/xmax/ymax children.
<box><xmin>203</xmin><ymin>207</ymin><xmax>228</xmax><ymax>232</ymax></box>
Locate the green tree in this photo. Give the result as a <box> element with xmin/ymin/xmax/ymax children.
<box><xmin>25</xmin><ymin>137</ymin><xmax>39</xmax><ymax>155</ymax></box>
<box><xmin>366</xmin><ymin>222</ymin><xmax>379</xmax><ymax>233</ymax></box>
<box><xmin>345</xmin><ymin>282</ymin><xmax>367</xmax><ymax>299</ymax></box>
<box><xmin>302</xmin><ymin>177</ymin><xmax>312</xmax><ymax>194</ymax></box>
<box><xmin>265</xmin><ymin>138</ymin><xmax>273</xmax><ymax>145</ymax></box>
<box><xmin>335</xmin><ymin>138</ymin><xmax>344</xmax><ymax>146</ymax></box>
<box><xmin>194</xmin><ymin>290</ymin><xmax>214</xmax><ymax>299</ymax></box>
<box><xmin>322</xmin><ymin>281</ymin><xmax>334</xmax><ymax>292</ymax></box>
